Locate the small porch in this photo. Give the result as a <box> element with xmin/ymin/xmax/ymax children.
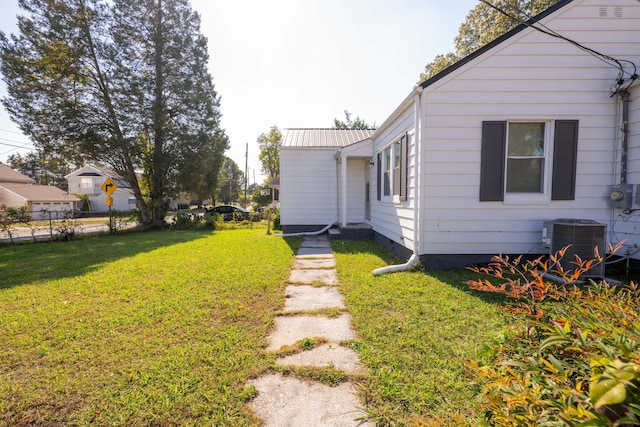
<box><xmin>337</xmin><ymin>139</ymin><xmax>373</xmax><ymax>229</ymax></box>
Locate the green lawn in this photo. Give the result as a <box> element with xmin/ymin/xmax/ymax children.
<box><xmin>332</xmin><ymin>240</ymin><xmax>510</xmax><ymax>426</ymax></box>
<box><xmin>0</xmin><ymin>229</ymin><xmax>300</xmax><ymax>426</ymax></box>
<box><xmin>1</xmin><ymin>230</ymin><xmax>511</xmax><ymax>426</ymax></box>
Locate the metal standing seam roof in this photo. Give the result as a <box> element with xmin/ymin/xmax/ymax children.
<box><xmin>280</xmin><ymin>128</ymin><xmax>375</xmax><ymax>148</ymax></box>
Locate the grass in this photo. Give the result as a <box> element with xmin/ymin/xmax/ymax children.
<box><xmin>0</xmin><ymin>229</ymin><xmax>300</xmax><ymax>426</ymax></box>
<box><xmin>1</xmin><ymin>229</ymin><xmax>516</xmax><ymax>426</ymax></box>
<box><xmin>331</xmin><ymin>239</ymin><xmax>512</xmax><ymax>426</ymax></box>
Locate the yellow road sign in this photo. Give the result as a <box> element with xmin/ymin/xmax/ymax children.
<box><xmin>101</xmin><ymin>177</ymin><xmax>117</xmax><ymax>195</ymax></box>
<box><xmin>106</xmin><ymin>195</ymin><xmax>114</xmax><ymax>207</ymax></box>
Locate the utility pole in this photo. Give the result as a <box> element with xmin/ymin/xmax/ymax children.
<box><xmin>244</xmin><ymin>143</ymin><xmax>248</xmax><ymax>208</ymax></box>
<box><xmin>227</xmin><ymin>163</ymin><xmax>232</xmax><ymax>204</ymax></box>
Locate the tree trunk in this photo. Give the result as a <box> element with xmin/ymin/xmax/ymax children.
<box><xmin>151</xmin><ymin>0</ymin><xmax>166</xmax><ymax>228</ymax></box>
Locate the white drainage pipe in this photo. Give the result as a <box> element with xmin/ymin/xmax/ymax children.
<box><xmin>274</xmin><ymin>222</ymin><xmax>336</xmax><ymax>237</ymax></box>
<box><xmin>372</xmin><ymin>253</ymin><xmax>419</xmax><ymax>276</ymax></box>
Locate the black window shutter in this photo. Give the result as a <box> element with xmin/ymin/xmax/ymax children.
<box><xmin>376</xmin><ymin>152</ymin><xmax>381</xmax><ymax>201</ymax></box>
<box><xmin>479</xmin><ymin>121</ymin><xmax>506</xmax><ymax>201</ymax></box>
<box><xmin>399</xmin><ymin>133</ymin><xmax>408</xmax><ymax>202</ymax></box>
<box><xmin>551</xmin><ymin>120</ymin><xmax>579</xmax><ymax>200</ymax></box>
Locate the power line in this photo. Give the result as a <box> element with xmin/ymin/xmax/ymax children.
<box><xmin>0</xmin><ymin>140</ymin><xmax>34</xmax><ymax>149</ymax></box>
<box><xmin>0</xmin><ymin>127</ymin><xmax>27</xmax><ymax>136</ymax></box>
<box><xmin>478</xmin><ymin>0</ymin><xmax>638</xmax><ymax>94</ymax></box>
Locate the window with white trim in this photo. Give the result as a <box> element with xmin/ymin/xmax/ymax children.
<box><xmin>506</xmin><ymin>122</ymin><xmax>547</xmax><ymax>194</ymax></box>
<box><xmin>377</xmin><ymin>133</ymin><xmax>408</xmax><ymax>202</ymax></box>
<box><xmin>383</xmin><ymin>145</ymin><xmax>392</xmax><ymax>196</ymax></box>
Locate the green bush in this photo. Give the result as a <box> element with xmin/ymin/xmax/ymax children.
<box><xmin>272</xmin><ymin>209</ymin><xmax>281</xmax><ymax>230</ymax></box>
<box><xmin>204</xmin><ymin>212</ymin><xmax>222</xmax><ymax>230</ymax></box>
<box><xmin>54</xmin><ymin>211</ymin><xmax>80</xmax><ymax>241</ymax></box>
<box><xmin>172</xmin><ymin>212</ymin><xmax>201</xmax><ymax>230</ymax></box>
<box><xmin>466</xmin><ymin>248</ymin><xmax>640</xmax><ymax>426</ymax></box>
<box><xmin>0</xmin><ymin>206</ymin><xmax>32</xmax><ymax>243</ymax></box>
<box><xmin>110</xmin><ymin>210</ymin><xmax>139</xmax><ymax>232</ymax></box>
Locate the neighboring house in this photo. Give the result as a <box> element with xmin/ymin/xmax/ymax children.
<box><xmin>280</xmin><ymin>0</ymin><xmax>640</xmax><ymax>269</ymax></box>
<box><xmin>0</xmin><ymin>163</ymin><xmax>79</xmax><ymax>216</ymax></box>
<box><xmin>66</xmin><ymin>165</ymin><xmax>136</xmax><ymax>212</ymax></box>
<box><xmin>268</xmin><ymin>176</ymin><xmax>281</xmax><ymax>209</ymax></box>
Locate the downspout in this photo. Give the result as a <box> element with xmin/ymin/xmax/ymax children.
<box><xmin>341</xmin><ymin>152</ymin><xmax>347</xmax><ymax>227</ymax></box>
<box><xmin>373</xmin><ymin>87</ymin><xmax>423</xmax><ymax>275</ymax></box>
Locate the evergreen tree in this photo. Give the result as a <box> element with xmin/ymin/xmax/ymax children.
<box><xmin>6</xmin><ymin>152</ymin><xmax>73</xmax><ymax>191</ymax></box>
<box><xmin>0</xmin><ymin>0</ymin><xmax>228</xmax><ymax>226</ymax></box>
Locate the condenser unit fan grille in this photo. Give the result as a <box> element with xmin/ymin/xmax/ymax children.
<box><xmin>549</xmin><ymin>219</ymin><xmax>606</xmax><ymax>277</ymax></box>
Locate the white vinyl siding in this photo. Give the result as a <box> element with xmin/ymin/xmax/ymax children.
<box><xmin>280</xmin><ymin>148</ymin><xmax>337</xmax><ymax>226</ymax></box>
<box><xmin>370</xmin><ymin>104</ymin><xmax>415</xmax><ymax>248</ymax></box>
<box><xmin>417</xmin><ymin>0</ymin><xmax>638</xmax><ymax>256</ymax></box>
<box><xmin>366</xmin><ymin>0</ymin><xmax>640</xmax><ymax>258</ymax></box>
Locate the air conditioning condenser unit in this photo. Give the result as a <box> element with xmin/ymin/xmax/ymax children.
<box><xmin>542</xmin><ymin>219</ymin><xmax>606</xmax><ymax>277</ymax></box>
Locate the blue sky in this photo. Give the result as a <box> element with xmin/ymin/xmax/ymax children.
<box><xmin>0</xmin><ymin>0</ymin><xmax>478</xmax><ymax>183</ymax></box>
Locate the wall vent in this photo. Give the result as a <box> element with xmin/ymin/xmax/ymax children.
<box><xmin>599</xmin><ymin>7</ymin><xmax>624</xmax><ymax>18</ymax></box>
<box><xmin>542</xmin><ymin>219</ymin><xmax>606</xmax><ymax>277</ymax></box>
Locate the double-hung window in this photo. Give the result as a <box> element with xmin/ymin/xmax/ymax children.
<box><xmin>383</xmin><ymin>145</ymin><xmax>392</xmax><ymax>196</ymax></box>
<box><xmin>377</xmin><ymin>133</ymin><xmax>408</xmax><ymax>202</ymax></box>
<box><xmin>480</xmin><ymin>120</ymin><xmax>579</xmax><ymax>202</ymax></box>
<box><xmin>506</xmin><ymin>122</ymin><xmax>546</xmax><ymax>195</ymax></box>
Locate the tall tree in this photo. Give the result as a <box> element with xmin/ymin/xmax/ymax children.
<box><xmin>6</xmin><ymin>151</ymin><xmax>73</xmax><ymax>191</ymax></box>
<box><xmin>0</xmin><ymin>0</ymin><xmax>228</xmax><ymax>226</ymax></box>
<box><xmin>419</xmin><ymin>0</ymin><xmax>560</xmax><ymax>82</ymax></box>
<box><xmin>257</xmin><ymin>125</ymin><xmax>281</xmax><ymax>180</ymax></box>
<box><xmin>215</xmin><ymin>156</ymin><xmax>244</xmax><ymax>205</ymax></box>
<box><xmin>333</xmin><ymin>110</ymin><xmax>374</xmax><ymax>130</ymax></box>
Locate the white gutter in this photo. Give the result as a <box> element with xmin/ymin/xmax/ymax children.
<box><xmin>373</xmin><ymin>87</ymin><xmax>424</xmax><ymax>276</ymax></box>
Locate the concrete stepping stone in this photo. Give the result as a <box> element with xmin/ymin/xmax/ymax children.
<box><xmin>284</xmin><ymin>285</ymin><xmax>345</xmax><ymax>312</ymax></box>
<box><xmin>248</xmin><ymin>374</ymin><xmax>372</xmax><ymax>427</ymax></box>
<box><xmin>295</xmin><ymin>252</ymin><xmax>334</xmax><ymax>259</ymax></box>
<box><xmin>293</xmin><ymin>257</ymin><xmax>336</xmax><ymax>269</ymax></box>
<box><xmin>297</xmin><ymin>246</ymin><xmax>334</xmax><ymax>256</ymax></box>
<box><xmin>275</xmin><ymin>344</ymin><xmax>364</xmax><ymax>374</ymax></box>
<box><xmin>267</xmin><ymin>314</ymin><xmax>355</xmax><ymax>351</ymax></box>
<box><xmin>300</xmin><ymin>239</ymin><xmax>331</xmax><ymax>249</ymax></box>
<box><xmin>288</xmin><ymin>269</ymin><xmax>338</xmax><ymax>285</ymax></box>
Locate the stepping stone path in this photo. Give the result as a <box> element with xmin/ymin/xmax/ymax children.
<box><xmin>247</xmin><ymin>234</ymin><xmax>373</xmax><ymax>426</ymax></box>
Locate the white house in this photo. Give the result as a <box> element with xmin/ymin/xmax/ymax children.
<box><xmin>66</xmin><ymin>165</ymin><xmax>136</xmax><ymax>212</ymax></box>
<box><xmin>0</xmin><ymin>164</ymin><xmax>79</xmax><ymax>216</ymax></box>
<box><xmin>279</xmin><ymin>0</ymin><xmax>640</xmax><ymax>270</ymax></box>
<box><xmin>280</xmin><ymin>128</ymin><xmax>375</xmax><ymax>231</ymax></box>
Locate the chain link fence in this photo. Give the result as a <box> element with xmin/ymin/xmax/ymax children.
<box><xmin>0</xmin><ymin>208</ymin><xmax>138</xmax><ymax>243</ymax></box>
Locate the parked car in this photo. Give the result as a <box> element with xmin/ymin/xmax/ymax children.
<box><xmin>204</xmin><ymin>205</ymin><xmax>251</xmax><ymax>221</ymax></box>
